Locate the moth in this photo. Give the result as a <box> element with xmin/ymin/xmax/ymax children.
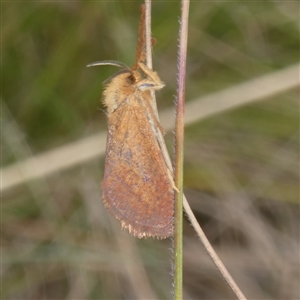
<box><xmin>88</xmin><ymin>5</ymin><xmax>174</xmax><ymax>239</ymax></box>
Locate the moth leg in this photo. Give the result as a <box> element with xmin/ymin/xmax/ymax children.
<box><xmin>167</xmin><ymin>168</ymin><xmax>180</xmax><ymax>193</ymax></box>
<box><xmin>138</xmin><ymin>62</ymin><xmax>163</xmax><ymax>86</ymax></box>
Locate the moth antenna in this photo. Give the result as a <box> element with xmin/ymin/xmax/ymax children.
<box><xmin>87</xmin><ymin>60</ymin><xmax>130</xmax><ymax>69</ymax></box>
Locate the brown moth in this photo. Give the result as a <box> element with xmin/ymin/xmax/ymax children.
<box><xmin>87</xmin><ymin>5</ymin><xmax>174</xmax><ymax>239</ymax></box>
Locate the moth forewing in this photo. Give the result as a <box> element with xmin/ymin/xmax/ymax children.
<box><xmin>99</xmin><ymin>66</ymin><xmax>174</xmax><ymax>239</ymax></box>
<box><xmin>101</xmin><ymin>125</ymin><xmax>174</xmax><ymax>238</ymax></box>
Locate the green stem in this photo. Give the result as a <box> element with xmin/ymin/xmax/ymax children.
<box><xmin>174</xmin><ymin>1</ymin><xmax>190</xmax><ymax>299</ymax></box>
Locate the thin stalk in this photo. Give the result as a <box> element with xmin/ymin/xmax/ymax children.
<box><xmin>144</xmin><ymin>0</ymin><xmax>159</xmax><ymax>118</ymax></box>
<box><xmin>174</xmin><ymin>1</ymin><xmax>190</xmax><ymax>299</ymax></box>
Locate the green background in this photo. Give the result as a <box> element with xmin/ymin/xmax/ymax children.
<box><xmin>2</xmin><ymin>1</ymin><xmax>299</xmax><ymax>299</ymax></box>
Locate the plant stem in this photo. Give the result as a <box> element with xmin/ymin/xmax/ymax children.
<box><xmin>174</xmin><ymin>1</ymin><xmax>190</xmax><ymax>299</ymax></box>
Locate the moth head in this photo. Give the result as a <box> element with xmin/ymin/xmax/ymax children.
<box><xmin>87</xmin><ymin>60</ymin><xmax>164</xmax><ymax>91</ymax></box>
<box><xmin>87</xmin><ymin>60</ymin><xmax>165</xmax><ymax>115</ymax></box>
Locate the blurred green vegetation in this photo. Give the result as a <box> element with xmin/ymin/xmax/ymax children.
<box><xmin>2</xmin><ymin>1</ymin><xmax>299</xmax><ymax>299</ymax></box>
